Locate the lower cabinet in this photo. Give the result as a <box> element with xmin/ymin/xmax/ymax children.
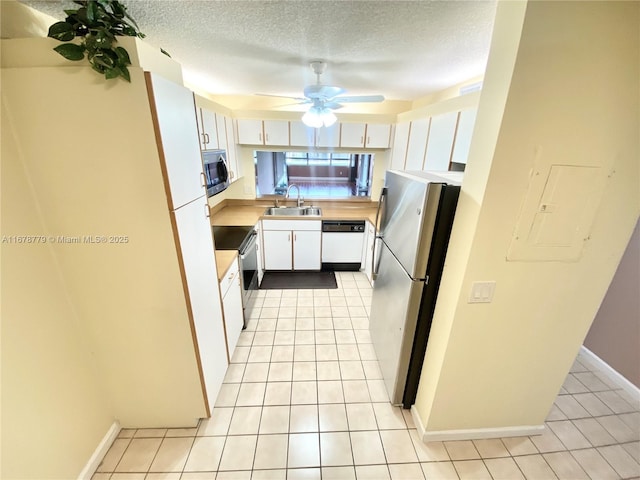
<box><xmin>362</xmin><ymin>221</ymin><xmax>377</xmax><ymax>285</ymax></box>
<box><xmin>262</xmin><ymin>220</ymin><xmax>322</xmax><ymax>270</ymax></box>
<box><xmin>220</xmin><ymin>258</ymin><xmax>243</xmax><ymax>358</ymax></box>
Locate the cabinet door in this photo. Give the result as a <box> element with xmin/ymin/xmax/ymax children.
<box><xmin>405</xmin><ymin>118</ymin><xmax>430</xmax><ymax>171</ymax></box>
<box><xmin>146</xmin><ymin>73</ymin><xmax>205</xmax><ymax>209</ymax></box>
<box><xmin>340</xmin><ymin>123</ymin><xmax>366</xmax><ymax>148</ymax></box>
<box><xmin>224</xmin><ymin>116</ymin><xmax>240</xmax><ymax>183</ymax></box>
<box><xmin>263</xmin><ymin>230</ymin><xmax>292</xmax><ymax>270</ymax></box>
<box><xmin>363</xmin><ymin>222</ymin><xmax>375</xmax><ymax>283</ymax></box>
<box><xmin>201</xmin><ymin>109</ymin><xmax>219</xmax><ymax>150</ymax></box>
<box><xmin>290</xmin><ymin>121</ymin><xmax>315</xmax><ymax>147</ymax></box>
<box><xmin>424</xmin><ymin>111</ymin><xmax>458</xmax><ymax>171</ymax></box>
<box><xmin>216</xmin><ymin>113</ymin><xmax>228</xmax><ymax>151</ymax></box>
<box><xmin>365</xmin><ymin>124</ymin><xmax>392</xmax><ymax>148</ymax></box>
<box><xmin>316</xmin><ymin>123</ymin><xmax>340</xmax><ymax>148</ymax></box>
<box><xmin>264</xmin><ymin>120</ymin><xmax>289</xmax><ymax>146</ymax></box>
<box><xmin>236</xmin><ymin>119</ymin><xmax>264</xmax><ymax>145</ymax></box>
<box><xmin>293</xmin><ymin>230</ymin><xmax>321</xmax><ymax>270</ymax></box>
<box><xmin>450</xmin><ymin>108</ymin><xmax>477</xmax><ymax>165</ymax></box>
<box><xmin>173</xmin><ymin>198</ymin><xmax>228</xmax><ymax>409</ymax></box>
<box><xmin>390</xmin><ymin>122</ymin><xmax>410</xmax><ymax>170</ymax></box>
<box><xmin>222</xmin><ymin>271</ymin><xmax>243</xmax><ymax>358</ymax></box>
<box><xmin>255</xmin><ymin>223</ymin><xmax>264</xmax><ymax>284</ymax></box>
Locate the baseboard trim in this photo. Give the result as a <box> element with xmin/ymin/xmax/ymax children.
<box><xmin>410</xmin><ymin>406</ymin><xmax>544</xmax><ymax>442</ymax></box>
<box><xmin>580</xmin><ymin>345</ymin><xmax>640</xmax><ymax>399</ymax></box>
<box><xmin>78</xmin><ymin>420</ymin><xmax>120</xmax><ymax>480</ymax></box>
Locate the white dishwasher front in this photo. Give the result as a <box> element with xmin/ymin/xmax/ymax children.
<box><xmin>321</xmin><ymin>220</ymin><xmax>365</xmax><ymax>270</ymax></box>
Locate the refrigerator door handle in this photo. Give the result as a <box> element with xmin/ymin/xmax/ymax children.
<box><xmin>372</xmin><ymin>187</ymin><xmax>387</xmax><ymax>280</ymax></box>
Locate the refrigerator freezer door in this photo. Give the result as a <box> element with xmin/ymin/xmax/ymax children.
<box><xmin>369</xmin><ymin>242</ymin><xmax>425</xmax><ymax>405</ymax></box>
<box><xmin>380</xmin><ymin>171</ymin><xmax>443</xmax><ymax>279</ymax></box>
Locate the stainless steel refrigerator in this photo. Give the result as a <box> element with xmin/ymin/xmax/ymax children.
<box><xmin>369</xmin><ymin>170</ymin><xmax>461</xmax><ymax>408</ymax></box>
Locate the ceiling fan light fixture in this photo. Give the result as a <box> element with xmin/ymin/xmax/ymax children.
<box><xmin>302</xmin><ymin>107</ymin><xmax>324</xmax><ymax>128</ymax></box>
<box><xmin>302</xmin><ymin>105</ymin><xmax>337</xmax><ymax>128</ymax></box>
<box><xmin>320</xmin><ymin>108</ymin><xmax>337</xmax><ymax>127</ymax></box>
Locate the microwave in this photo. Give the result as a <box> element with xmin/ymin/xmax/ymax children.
<box><xmin>202</xmin><ymin>149</ymin><xmax>229</xmax><ymax>197</ymax></box>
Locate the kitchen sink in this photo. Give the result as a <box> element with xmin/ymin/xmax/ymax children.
<box><xmin>263</xmin><ymin>206</ymin><xmax>322</xmax><ymax>216</ymax></box>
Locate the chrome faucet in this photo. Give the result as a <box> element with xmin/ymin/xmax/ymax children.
<box><xmin>286</xmin><ymin>184</ymin><xmax>304</xmax><ymax>207</ymax></box>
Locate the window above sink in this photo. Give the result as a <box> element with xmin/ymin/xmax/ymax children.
<box><xmin>254</xmin><ymin>150</ymin><xmax>375</xmax><ymax>199</ymax></box>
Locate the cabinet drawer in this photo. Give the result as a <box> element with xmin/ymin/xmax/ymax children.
<box><xmin>220</xmin><ymin>257</ymin><xmax>239</xmax><ymax>295</ymax></box>
<box><xmin>262</xmin><ymin>219</ymin><xmax>321</xmax><ymax>231</ymax></box>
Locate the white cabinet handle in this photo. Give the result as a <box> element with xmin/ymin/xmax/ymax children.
<box><xmin>200</xmin><ymin>172</ymin><xmax>206</xmax><ymax>188</ymax></box>
<box><xmin>367</xmin><ymin>136</ymin><xmax>371</xmax><ymax>145</ymax></box>
<box><xmin>204</xmin><ymin>204</ymin><xmax>210</xmax><ymax>218</ymax></box>
<box><xmin>228</xmin><ymin>272</ymin><xmax>234</xmax><ymax>280</ymax></box>
<box><xmin>205</xmin><ymin>133</ymin><xmax>210</xmax><ymax>144</ymax></box>
<box><xmin>360</xmin><ymin>136</ymin><xmax>364</xmax><ymax>144</ymax></box>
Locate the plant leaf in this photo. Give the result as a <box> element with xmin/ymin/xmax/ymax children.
<box><xmin>48</xmin><ymin>21</ymin><xmax>75</xmax><ymax>41</ymax></box>
<box><xmin>105</xmin><ymin>66</ymin><xmax>121</xmax><ymax>79</ymax></box>
<box><xmin>119</xmin><ymin>65</ymin><xmax>131</xmax><ymax>82</ymax></box>
<box><xmin>160</xmin><ymin>48</ymin><xmax>171</xmax><ymax>58</ymax></box>
<box><xmin>114</xmin><ymin>46</ymin><xmax>131</xmax><ymax>65</ymax></box>
<box><xmin>86</xmin><ymin>1</ymin><xmax>98</xmax><ymax>22</ymax></box>
<box><xmin>53</xmin><ymin>43</ymin><xmax>85</xmax><ymax>61</ymax></box>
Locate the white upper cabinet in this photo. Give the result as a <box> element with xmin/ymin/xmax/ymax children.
<box><xmin>216</xmin><ymin>113</ymin><xmax>228</xmax><ymax>150</ymax></box>
<box><xmin>148</xmin><ymin>75</ymin><xmax>205</xmax><ymax>209</ymax></box>
<box><xmin>224</xmin><ymin>116</ymin><xmax>241</xmax><ymax>183</ymax></box>
<box><xmin>364</xmin><ymin>123</ymin><xmax>391</xmax><ymax>148</ymax></box>
<box><xmin>390</xmin><ymin>122</ymin><xmax>410</xmax><ymax>170</ymax></box>
<box><xmin>263</xmin><ymin>120</ymin><xmax>289</xmax><ymax>146</ymax></box>
<box><xmin>451</xmin><ymin>108</ymin><xmax>477</xmax><ymax>165</ymax></box>
<box><xmin>340</xmin><ymin>123</ymin><xmax>367</xmax><ymax>148</ymax></box>
<box><xmin>236</xmin><ymin>119</ymin><xmax>264</xmax><ymax>145</ymax></box>
<box><xmin>424</xmin><ymin>111</ymin><xmax>458</xmax><ymax>171</ymax></box>
<box><xmin>198</xmin><ymin>108</ymin><xmax>220</xmax><ymax>150</ymax></box>
<box><xmin>236</xmin><ymin>119</ymin><xmax>289</xmax><ymax>145</ymax></box>
<box><xmin>290</xmin><ymin>121</ymin><xmax>315</xmax><ymax>147</ymax></box>
<box><xmin>405</xmin><ymin>118</ymin><xmax>430</xmax><ymax>171</ymax></box>
<box><xmin>316</xmin><ymin>123</ymin><xmax>340</xmax><ymax>148</ymax></box>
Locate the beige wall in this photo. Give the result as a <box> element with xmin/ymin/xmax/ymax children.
<box><xmin>584</xmin><ymin>219</ymin><xmax>640</xmax><ymax>387</ymax></box>
<box><xmin>415</xmin><ymin>0</ymin><xmax>639</xmax><ymax>434</ymax></box>
<box><xmin>1</xmin><ymin>99</ymin><xmax>114</xmax><ymax>479</ymax></box>
<box><xmin>1</xmin><ymin>33</ymin><xmax>209</xmax><ymax>478</ymax></box>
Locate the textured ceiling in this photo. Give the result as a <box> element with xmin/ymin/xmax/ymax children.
<box><xmin>21</xmin><ymin>0</ymin><xmax>497</xmax><ymax>103</ymax></box>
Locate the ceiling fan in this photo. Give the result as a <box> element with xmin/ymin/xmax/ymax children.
<box><xmin>259</xmin><ymin>61</ymin><xmax>385</xmax><ymax>128</ymax></box>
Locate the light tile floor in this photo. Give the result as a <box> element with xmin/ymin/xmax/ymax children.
<box><xmin>94</xmin><ymin>272</ymin><xmax>640</xmax><ymax>480</ymax></box>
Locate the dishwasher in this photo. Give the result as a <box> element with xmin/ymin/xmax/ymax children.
<box><xmin>321</xmin><ymin>220</ymin><xmax>366</xmax><ymax>271</ymax></box>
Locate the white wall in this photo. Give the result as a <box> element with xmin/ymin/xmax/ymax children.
<box><xmin>415</xmin><ymin>0</ymin><xmax>639</xmax><ymax>434</ymax></box>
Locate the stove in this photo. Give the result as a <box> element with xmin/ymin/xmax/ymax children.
<box><xmin>212</xmin><ymin>225</ymin><xmax>259</xmax><ymax>327</ymax></box>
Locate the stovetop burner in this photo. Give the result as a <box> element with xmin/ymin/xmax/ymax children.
<box><xmin>212</xmin><ymin>225</ymin><xmax>255</xmax><ymax>251</ymax></box>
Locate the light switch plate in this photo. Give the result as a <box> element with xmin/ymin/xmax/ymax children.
<box><xmin>468</xmin><ymin>281</ymin><xmax>496</xmax><ymax>303</ymax></box>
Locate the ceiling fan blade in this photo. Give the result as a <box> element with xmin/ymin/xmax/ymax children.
<box><xmin>304</xmin><ymin>84</ymin><xmax>345</xmax><ymax>100</ymax></box>
<box><xmin>332</xmin><ymin>95</ymin><xmax>385</xmax><ymax>103</ymax></box>
<box><xmin>255</xmin><ymin>93</ymin><xmax>309</xmax><ymax>102</ymax></box>
<box><xmin>323</xmin><ymin>101</ymin><xmax>345</xmax><ymax>110</ymax></box>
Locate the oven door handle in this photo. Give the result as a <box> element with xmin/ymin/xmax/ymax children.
<box><xmin>240</xmin><ymin>231</ymin><xmax>258</xmax><ymax>257</ymax></box>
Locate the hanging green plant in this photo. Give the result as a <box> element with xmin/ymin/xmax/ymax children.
<box><xmin>47</xmin><ymin>0</ymin><xmax>152</xmax><ymax>82</ymax></box>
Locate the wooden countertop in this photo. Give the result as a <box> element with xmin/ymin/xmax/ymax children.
<box><xmin>210</xmin><ymin>203</ymin><xmax>378</xmax><ymax>227</ymax></box>
<box><xmin>215</xmin><ymin>250</ymin><xmax>238</xmax><ymax>282</ymax></box>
